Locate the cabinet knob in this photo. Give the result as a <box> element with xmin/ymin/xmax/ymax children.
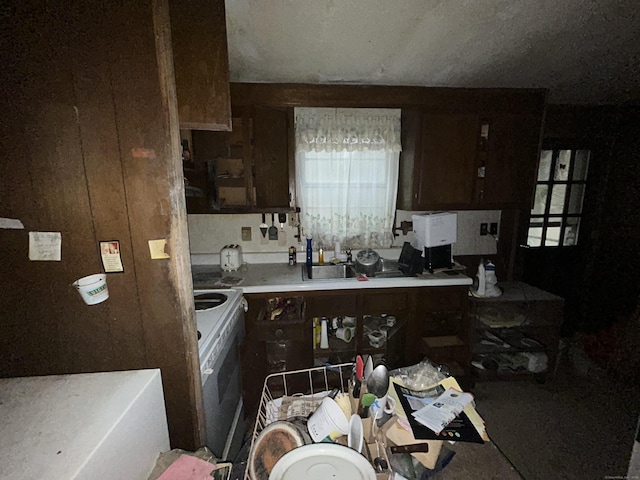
<box><xmin>275</xmin><ymin>328</ymin><xmax>284</xmax><ymax>338</ymax></box>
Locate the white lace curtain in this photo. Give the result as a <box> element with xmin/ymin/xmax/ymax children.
<box><xmin>295</xmin><ymin>108</ymin><xmax>401</xmax><ymax>250</ymax></box>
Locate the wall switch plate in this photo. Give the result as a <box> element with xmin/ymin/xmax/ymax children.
<box><xmin>490</xmin><ymin>222</ymin><xmax>498</xmax><ymax>235</ymax></box>
<box><xmin>480</xmin><ymin>223</ymin><xmax>488</xmax><ymax>236</ymax></box>
<box><xmin>241</xmin><ymin>227</ymin><xmax>251</xmax><ymax>241</ymax></box>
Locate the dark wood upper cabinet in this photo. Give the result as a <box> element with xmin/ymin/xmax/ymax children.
<box><xmin>403</xmin><ymin>99</ymin><xmax>546</xmax><ymax>211</ymax></box>
<box><xmin>479</xmin><ymin>112</ymin><xmax>543</xmax><ymax>208</ymax></box>
<box><xmin>253</xmin><ymin>107</ymin><xmax>293</xmax><ymax>209</ymax></box>
<box><xmin>413</xmin><ymin>113</ymin><xmax>480</xmax><ymax>208</ymax></box>
<box><xmin>188</xmin><ymin>106</ymin><xmax>294</xmax><ymax>213</ymax></box>
<box><xmin>169</xmin><ymin>0</ymin><xmax>231</xmax><ymax>131</ymax></box>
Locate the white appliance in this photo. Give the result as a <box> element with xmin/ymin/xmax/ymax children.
<box><xmin>0</xmin><ymin>369</ymin><xmax>169</xmax><ymax>480</ymax></box>
<box><xmin>470</xmin><ymin>259</ymin><xmax>502</xmax><ymax>298</ymax></box>
<box><xmin>411</xmin><ymin>212</ymin><xmax>457</xmax><ymax>272</ymax></box>
<box><xmin>411</xmin><ymin>212</ymin><xmax>457</xmax><ymax>249</ymax></box>
<box><xmin>195</xmin><ymin>288</ymin><xmax>246</xmax><ymax>461</ymax></box>
<box><xmin>220</xmin><ymin>245</ymin><xmax>243</xmax><ymax>271</ymax></box>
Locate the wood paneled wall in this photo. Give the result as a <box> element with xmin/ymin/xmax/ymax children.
<box><xmin>0</xmin><ymin>0</ymin><xmax>202</xmax><ymax>450</ymax></box>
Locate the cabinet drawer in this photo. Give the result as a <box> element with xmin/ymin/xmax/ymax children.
<box><xmin>362</xmin><ymin>291</ymin><xmax>410</xmax><ymax>314</ymax></box>
<box><xmin>254</xmin><ymin>324</ymin><xmax>309</xmax><ymax>342</ymax></box>
<box><xmin>419</xmin><ymin>312</ymin><xmax>465</xmax><ymax>337</ymax></box>
<box><xmin>420</xmin><ymin>287</ymin><xmax>464</xmax><ymax>312</ymax></box>
<box><xmin>305</xmin><ymin>294</ymin><xmax>357</xmax><ymax>317</ymax></box>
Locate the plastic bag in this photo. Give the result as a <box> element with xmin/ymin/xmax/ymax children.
<box><xmin>388</xmin><ymin>358</ymin><xmax>449</xmax><ymax>396</ymax></box>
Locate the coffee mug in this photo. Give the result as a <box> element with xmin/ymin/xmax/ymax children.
<box><xmin>335</xmin><ymin>327</ymin><xmax>353</xmax><ymax>343</ymax></box>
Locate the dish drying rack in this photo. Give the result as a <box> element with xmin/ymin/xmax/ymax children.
<box><xmin>244</xmin><ymin>363</ymin><xmax>353</xmax><ymax>480</ymax></box>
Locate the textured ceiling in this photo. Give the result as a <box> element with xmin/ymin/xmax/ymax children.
<box><xmin>225</xmin><ymin>0</ymin><xmax>640</xmax><ymax>104</ymax></box>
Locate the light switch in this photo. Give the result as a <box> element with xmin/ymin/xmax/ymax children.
<box><xmin>241</xmin><ymin>227</ymin><xmax>251</xmax><ymax>241</ymax></box>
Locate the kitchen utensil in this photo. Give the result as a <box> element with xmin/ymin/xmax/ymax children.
<box><xmin>366</xmin><ymin>364</ymin><xmax>389</xmax><ymax>399</ymax></box>
<box><xmin>389</xmin><ymin>443</ymin><xmax>430</xmax><ymax>454</ymax></box>
<box><xmin>354</xmin><ymin>248</ymin><xmax>381</xmax><ymax>276</ymax></box>
<box><xmin>355</xmin><ymin>355</ymin><xmax>364</xmax><ymax>381</ymax></box>
<box><xmin>278</xmin><ymin>213</ymin><xmax>287</xmax><ymax>230</ymax></box>
<box><xmin>260</xmin><ymin>213</ymin><xmax>268</xmax><ymax>238</ymax></box>
<box><xmin>347</xmin><ymin>414</ymin><xmax>364</xmax><ymax>453</ymax></box>
<box><xmin>363</xmin><ymin>355</ymin><xmax>374</xmax><ymax>383</ymax></box>
<box><xmin>373</xmin><ymin>441</ymin><xmax>388</xmax><ymax>473</ymax></box>
<box><xmin>269</xmin><ymin>214</ymin><xmax>278</xmax><ymax>240</ymax></box>
<box><xmin>361</xmin><ymin>393</ymin><xmax>376</xmax><ymax>405</ymax></box>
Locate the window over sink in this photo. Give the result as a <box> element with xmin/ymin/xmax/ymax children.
<box><xmin>294</xmin><ymin>108</ymin><xmax>401</xmax><ymax>249</ymax></box>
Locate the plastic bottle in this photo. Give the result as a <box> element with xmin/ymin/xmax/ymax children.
<box><xmin>306</xmin><ymin>237</ymin><xmax>313</xmax><ymax>266</ymax></box>
<box><xmin>320</xmin><ymin>317</ymin><xmax>329</xmax><ymax>349</ymax></box>
<box><xmin>318</xmin><ymin>247</ymin><xmax>324</xmax><ymax>265</ymax></box>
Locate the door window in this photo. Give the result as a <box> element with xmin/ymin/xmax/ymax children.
<box><xmin>527</xmin><ymin>148</ymin><xmax>590</xmax><ymax>247</ymax></box>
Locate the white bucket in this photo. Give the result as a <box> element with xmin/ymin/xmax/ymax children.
<box><xmin>73</xmin><ymin>274</ymin><xmax>109</xmax><ymax>305</ymax></box>
<box><xmin>307</xmin><ymin>396</ymin><xmax>349</xmax><ymax>442</ymax></box>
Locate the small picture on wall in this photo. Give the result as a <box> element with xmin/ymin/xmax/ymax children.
<box><xmin>100</xmin><ymin>240</ymin><xmax>124</xmax><ymax>273</ymax></box>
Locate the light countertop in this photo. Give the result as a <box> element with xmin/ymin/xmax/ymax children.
<box><xmin>192</xmin><ymin>260</ymin><xmax>472</xmax><ymax>294</ymax></box>
<box><xmin>0</xmin><ymin>369</ymin><xmax>169</xmax><ymax>480</ymax></box>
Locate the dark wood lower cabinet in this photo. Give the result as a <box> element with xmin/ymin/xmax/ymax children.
<box><xmin>240</xmin><ymin>286</ymin><xmax>470</xmax><ymax>417</ymax></box>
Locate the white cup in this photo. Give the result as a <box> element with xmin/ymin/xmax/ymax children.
<box><xmin>335</xmin><ymin>327</ymin><xmax>353</xmax><ymax>343</ymax></box>
<box><xmin>342</xmin><ymin>316</ymin><xmax>356</xmax><ymax>327</ymax></box>
<box><xmin>307</xmin><ymin>396</ymin><xmax>349</xmax><ymax>442</ymax></box>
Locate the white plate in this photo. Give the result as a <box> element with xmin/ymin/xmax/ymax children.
<box><xmin>269</xmin><ymin>443</ymin><xmax>375</xmax><ymax>480</ymax></box>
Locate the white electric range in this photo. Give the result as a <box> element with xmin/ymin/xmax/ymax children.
<box><xmin>194</xmin><ymin>288</ymin><xmax>246</xmax><ymax>461</ymax></box>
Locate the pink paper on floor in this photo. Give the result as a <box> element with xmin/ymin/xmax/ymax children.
<box><xmin>157</xmin><ymin>454</ymin><xmax>216</xmax><ymax>480</ymax></box>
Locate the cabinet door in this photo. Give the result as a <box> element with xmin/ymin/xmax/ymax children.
<box><xmin>170</xmin><ymin>0</ymin><xmax>231</xmax><ymax>131</ymax></box>
<box><xmin>479</xmin><ymin>113</ymin><xmax>543</xmax><ymax>207</ymax></box>
<box><xmin>414</xmin><ymin>113</ymin><xmax>479</xmax><ymax>209</ymax></box>
<box><xmin>253</xmin><ymin>107</ymin><xmax>292</xmax><ymax>209</ymax></box>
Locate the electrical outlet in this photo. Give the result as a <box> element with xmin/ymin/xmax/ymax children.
<box><xmin>241</xmin><ymin>227</ymin><xmax>251</xmax><ymax>241</ymax></box>
<box><xmin>490</xmin><ymin>222</ymin><xmax>498</xmax><ymax>235</ymax></box>
<box><xmin>480</xmin><ymin>223</ymin><xmax>488</xmax><ymax>236</ymax></box>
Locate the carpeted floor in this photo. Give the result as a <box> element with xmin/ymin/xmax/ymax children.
<box><xmin>472</xmin><ymin>342</ymin><xmax>640</xmax><ymax>480</ymax></box>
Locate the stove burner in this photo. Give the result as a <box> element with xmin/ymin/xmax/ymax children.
<box><xmin>194</xmin><ymin>292</ymin><xmax>228</xmax><ymax>311</ymax></box>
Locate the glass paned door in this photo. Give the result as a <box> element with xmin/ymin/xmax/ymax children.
<box><xmin>527</xmin><ymin>148</ymin><xmax>590</xmax><ymax>247</ymax></box>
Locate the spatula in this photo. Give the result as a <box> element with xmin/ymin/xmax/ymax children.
<box><xmin>259</xmin><ymin>213</ymin><xmax>268</xmax><ymax>238</ymax></box>
<box><xmin>268</xmin><ymin>213</ymin><xmax>278</xmax><ymax>240</ymax></box>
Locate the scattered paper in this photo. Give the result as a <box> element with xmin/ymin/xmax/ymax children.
<box><xmin>28</xmin><ymin>231</ymin><xmax>61</xmax><ymax>261</ymax></box>
<box><xmin>412</xmin><ymin>388</ymin><xmax>474</xmax><ymax>434</ymax></box>
<box><xmin>0</xmin><ymin>218</ymin><xmax>24</xmax><ymax>229</ymax></box>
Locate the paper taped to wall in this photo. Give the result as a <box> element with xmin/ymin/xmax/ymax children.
<box><xmin>0</xmin><ymin>218</ymin><xmax>24</xmax><ymax>229</ymax></box>
<box><xmin>29</xmin><ymin>231</ymin><xmax>62</xmax><ymax>261</ymax></box>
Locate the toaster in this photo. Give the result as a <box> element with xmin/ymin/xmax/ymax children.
<box><xmin>220</xmin><ymin>244</ymin><xmax>243</xmax><ymax>271</ymax></box>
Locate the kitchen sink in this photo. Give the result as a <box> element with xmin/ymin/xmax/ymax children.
<box><xmin>301</xmin><ymin>262</ymin><xmax>406</xmax><ymax>280</ymax></box>
<box><xmin>302</xmin><ymin>263</ymin><xmax>357</xmax><ymax>280</ymax></box>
